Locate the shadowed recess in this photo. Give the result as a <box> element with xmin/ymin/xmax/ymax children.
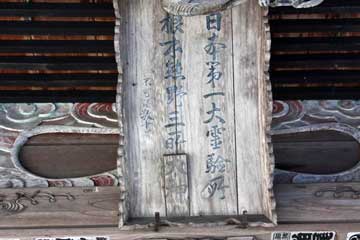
<box><xmin>19</xmin><ymin>133</ymin><xmax>119</xmax><ymax>179</ymax></box>
<box><xmin>273</xmin><ymin>130</ymin><xmax>360</xmax><ymax>174</ymax></box>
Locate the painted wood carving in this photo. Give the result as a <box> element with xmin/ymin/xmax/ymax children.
<box><xmin>161</xmin><ymin>0</ymin><xmax>325</xmax><ymax>16</ymax></box>
<box><xmin>0</xmin><ymin>103</ymin><xmax>119</xmax><ymax>188</ymax></box>
<box><xmin>116</xmin><ymin>0</ymin><xmax>276</xmax><ymax>227</ymax></box>
<box><xmin>272</xmin><ymin>100</ymin><xmax>360</xmax><ymax>184</ymax></box>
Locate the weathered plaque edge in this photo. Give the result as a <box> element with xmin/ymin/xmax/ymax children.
<box><xmin>114</xmin><ymin>0</ymin><xmax>277</xmax><ymax>228</ymax></box>
<box><xmin>262</xmin><ymin>6</ymin><xmax>277</xmax><ymax>226</ymax></box>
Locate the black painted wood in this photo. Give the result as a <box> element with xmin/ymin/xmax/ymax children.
<box><xmin>272</xmin><ymin>37</ymin><xmax>360</xmax><ymax>53</ymax></box>
<box><xmin>0</xmin><ymin>90</ymin><xmax>116</xmax><ymax>103</ymax></box>
<box><xmin>0</xmin><ymin>21</ymin><xmax>114</xmax><ymax>35</ymax></box>
<box><xmin>270</xmin><ymin>0</ymin><xmax>360</xmax><ymax>15</ymax></box>
<box><xmin>270</xmin><ymin>1</ymin><xmax>360</xmax><ymax>100</ymax></box>
<box><xmin>271</xmin><ymin>71</ymin><xmax>360</xmax><ymax>84</ymax></box>
<box><xmin>0</xmin><ymin>1</ymin><xmax>117</xmax><ymax>102</ymax></box>
<box><xmin>0</xmin><ymin>74</ymin><xmax>117</xmax><ymax>86</ymax></box>
<box><xmin>0</xmin><ymin>40</ymin><xmax>114</xmax><ymax>53</ymax></box>
<box><xmin>0</xmin><ymin>3</ymin><xmax>114</xmax><ymax>17</ymax></box>
<box><xmin>0</xmin><ymin>56</ymin><xmax>116</xmax><ymax>70</ymax></box>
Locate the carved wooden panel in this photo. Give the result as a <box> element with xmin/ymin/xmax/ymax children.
<box><xmin>0</xmin><ymin>103</ymin><xmax>119</xmax><ymax>188</ymax></box>
<box><xmin>272</xmin><ymin>100</ymin><xmax>360</xmax><ymax>184</ymax></box>
<box><xmin>116</xmin><ymin>0</ymin><xmax>275</xmax><ymax>227</ymax></box>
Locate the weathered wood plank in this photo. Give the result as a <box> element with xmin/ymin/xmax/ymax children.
<box><xmin>232</xmin><ymin>1</ymin><xmax>275</xmax><ymax>222</ymax></box>
<box><xmin>4</xmin><ymin>182</ymin><xmax>360</xmax><ymax>230</ymax></box>
<box><xmin>0</xmin><ymin>187</ymin><xmax>119</xmax><ymax>229</ymax></box>
<box><xmin>119</xmin><ymin>0</ymin><xmax>170</xmax><ymax>218</ymax></box>
<box><xmin>164</xmin><ymin>154</ymin><xmax>189</xmax><ymax>216</ymax></box>
<box><xmin>180</xmin><ymin>8</ymin><xmax>238</xmax><ymax>216</ymax></box>
<box><xmin>119</xmin><ymin>0</ymin><xmax>275</xmax><ymax>225</ymax></box>
<box><xmin>2</xmin><ymin>223</ymin><xmax>360</xmax><ymax>240</ymax></box>
<box><xmin>276</xmin><ymin>183</ymin><xmax>360</xmax><ymax>223</ymax></box>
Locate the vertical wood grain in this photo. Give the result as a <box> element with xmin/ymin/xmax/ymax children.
<box><xmin>164</xmin><ymin>154</ymin><xmax>189</xmax><ymax>216</ymax></box>
<box><xmin>120</xmin><ymin>0</ymin><xmax>171</xmax><ymax>218</ymax></box>
<box><xmin>180</xmin><ymin>9</ymin><xmax>238</xmax><ymax>216</ymax></box>
<box><xmin>232</xmin><ymin>1</ymin><xmax>275</xmax><ymax>222</ymax></box>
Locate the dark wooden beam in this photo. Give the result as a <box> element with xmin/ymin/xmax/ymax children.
<box><xmin>0</xmin><ymin>40</ymin><xmax>114</xmax><ymax>53</ymax></box>
<box><xmin>0</xmin><ymin>3</ymin><xmax>114</xmax><ymax>17</ymax></box>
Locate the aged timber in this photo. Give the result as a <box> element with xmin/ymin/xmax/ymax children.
<box><xmin>117</xmin><ymin>0</ymin><xmax>275</xmax><ymax>227</ymax></box>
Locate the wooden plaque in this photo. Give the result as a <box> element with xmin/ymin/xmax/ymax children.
<box><xmin>116</xmin><ymin>0</ymin><xmax>276</xmax><ymax>227</ymax></box>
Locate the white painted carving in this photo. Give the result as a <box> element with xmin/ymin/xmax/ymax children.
<box><xmin>0</xmin><ymin>103</ymin><xmax>120</xmax><ymax>188</ymax></box>
<box><xmin>161</xmin><ymin>0</ymin><xmax>325</xmax><ymax>16</ymax></box>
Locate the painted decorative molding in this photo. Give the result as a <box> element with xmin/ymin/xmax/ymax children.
<box><xmin>161</xmin><ymin>0</ymin><xmax>324</xmax><ymax>16</ymax></box>
<box><xmin>272</xmin><ymin>100</ymin><xmax>360</xmax><ymax>184</ymax></box>
<box><xmin>272</xmin><ymin>123</ymin><xmax>360</xmax><ymax>184</ymax></box>
<box><xmin>0</xmin><ymin>103</ymin><xmax>120</xmax><ymax>189</ymax></box>
<box><xmin>71</xmin><ymin>103</ymin><xmax>118</xmax><ymax>129</ymax></box>
<box><xmin>10</xmin><ymin>125</ymin><xmax>119</xmax><ymax>180</ymax></box>
<box><xmin>0</xmin><ymin>103</ymin><xmax>72</xmax><ymax>132</ymax></box>
<box><xmin>314</xmin><ymin>186</ymin><xmax>360</xmax><ymax>199</ymax></box>
<box><xmin>0</xmin><ymin>190</ymin><xmax>75</xmax><ymax>215</ymax></box>
<box><xmin>267</xmin><ymin>0</ymin><xmax>324</xmax><ymax>8</ymax></box>
<box><xmin>272</xmin><ymin>100</ymin><xmax>360</xmax><ymax>131</ymax></box>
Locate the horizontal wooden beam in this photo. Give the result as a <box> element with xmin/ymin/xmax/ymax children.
<box><xmin>0</xmin><ymin>40</ymin><xmax>114</xmax><ymax>53</ymax></box>
<box><xmin>272</xmin><ymin>87</ymin><xmax>360</xmax><ymax>100</ymax></box>
<box><xmin>271</xmin><ymin>53</ymin><xmax>360</xmax><ymax>70</ymax></box>
<box><xmin>0</xmin><ymin>3</ymin><xmax>114</xmax><ymax>17</ymax></box>
<box><xmin>270</xmin><ymin>19</ymin><xmax>360</xmax><ymax>33</ymax></box>
<box><xmin>270</xmin><ymin>70</ymin><xmax>360</xmax><ymax>84</ymax></box>
<box><xmin>0</xmin><ymin>187</ymin><xmax>119</xmax><ymax>229</ymax></box>
<box><xmin>0</xmin><ymin>90</ymin><xmax>116</xmax><ymax>102</ymax></box>
<box><xmin>2</xmin><ymin>183</ymin><xmax>360</xmax><ymax>228</ymax></box>
<box><xmin>272</xmin><ymin>37</ymin><xmax>360</xmax><ymax>53</ymax></box>
<box><xmin>276</xmin><ymin>183</ymin><xmax>360</xmax><ymax>223</ymax></box>
<box><xmin>0</xmin><ymin>56</ymin><xmax>116</xmax><ymax>70</ymax></box>
<box><xmin>0</xmin><ymin>22</ymin><xmax>114</xmax><ymax>35</ymax></box>
<box><xmin>1</xmin><ymin>223</ymin><xmax>360</xmax><ymax>240</ymax></box>
<box><xmin>0</xmin><ymin>73</ymin><xmax>118</xmax><ymax>87</ymax></box>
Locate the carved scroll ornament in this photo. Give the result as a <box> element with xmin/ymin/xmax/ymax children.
<box><xmin>161</xmin><ymin>0</ymin><xmax>325</xmax><ymax>16</ymax></box>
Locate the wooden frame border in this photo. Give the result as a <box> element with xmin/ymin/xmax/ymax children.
<box><xmin>114</xmin><ymin>0</ymin><xmax>276</xmax><ymax>228</ymax></box>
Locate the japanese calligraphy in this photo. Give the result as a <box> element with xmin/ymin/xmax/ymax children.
<box><xmin>272</xmin><ymin>232</ymin><xmax>336</xmax><ymax>240</ymax></box>
<box><xmin>202</xmin><ymin>12</ymin><xmax>229</xmax><ymax>200</ymax></box>
<box><xmin>160</xmin><ymin>14</ymin><xmax>187</xmax><ymax>151</ymax></box>
<box><xmin>140</xmin><ymin>78</ymin><xmax>154</xmax><ymax>133</ymax></box>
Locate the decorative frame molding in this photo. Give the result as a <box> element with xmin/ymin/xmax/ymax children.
<box><xmin>161</xmin><ymin>0</ymin><xmax>325</xmax><ymax>16</ymax></box>
<box><xmin>10</xmin><ymin>125</ymin><xmax>119</xmax><ymax>180</ymax></box>
<box><xmin>0</xmin><ymin>103</ymin><xmax>120</xmax><ymax>188</ymax></box>
<box><xmin>273</xmin><ymin>123</ymin><xmax>360</xmax><ymax>184</ymax></box>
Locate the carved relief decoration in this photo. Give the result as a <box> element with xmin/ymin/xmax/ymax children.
<box><xmin>0</xmin><ymin>190</ymin><xmax>75</xmax><ymax>215</ymax></box>
<box><xmin>161</xmin><ymin>0</ymin><xmax>325</xmax><ymax>16</ymax></box>
<box><xmin>272</xmin><ymin>100</ymin><xmax>360</xmax><ymax>184</ymax></box>
<box><xmin>0</xmin><ymin>103</ymin><xmax>120</xmax><ymax>189</ymax></box>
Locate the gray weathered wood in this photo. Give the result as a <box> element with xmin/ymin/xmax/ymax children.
<box><xmin>119</xmin><ymin>0</ymin><xmax>171</xmax><ymax>219</ymax></box>
<box><xmin>232</xmin><ymin>1</ymin><xmax>276</xmax><ymax>223</ymax></box>
<box><xmin>276</xmin><ymin>183</ymin><xmax>360</xmax><ymax>223</ymax></box>
<box><xmin>179</xmin><ymin>8</ymin><xmax>238</xmax><ymax>216</ymax></box>
<box><xmin>2</xmin><ymin>223</ymin><xmax>360</xmax><ymax>240</ymax></box>
<box><xmin>0</xmin><ymin>187</ymin><xmax>119</xmax><ymax>229</ymax></box>
<box><xmin>117</xmin><ymin>0</ymin><xmax>276</xmax><ymax>226</ymax></box>
<box><xmin>164</xmin><ymin>154</ymin><xmax>189</xmax><ymax>216</ymax></box>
